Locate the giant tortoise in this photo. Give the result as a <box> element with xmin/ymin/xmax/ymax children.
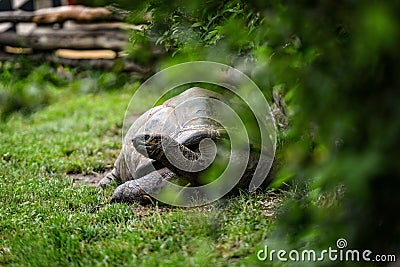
<box><xmin>99</xmin><ymin>87</ymin><xmax>272</xmax><ymax>204</ymax></box>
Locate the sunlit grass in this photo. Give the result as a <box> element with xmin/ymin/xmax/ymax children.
<box><xmin>0</xmin><ymin>79</ymin><xmax>284</xmax><ymax>266</ymax></box>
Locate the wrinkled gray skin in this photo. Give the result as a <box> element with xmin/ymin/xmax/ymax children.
<box><xmin>99</xmin><ymin>87</ymin><xmax>259</xmax><ymax>204</ymax></box>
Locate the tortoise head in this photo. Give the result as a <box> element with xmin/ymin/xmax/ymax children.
<box><xmin>132</xmin><ymin>133</ymin><xmax>171</xmax><ymax>160</ymax></box>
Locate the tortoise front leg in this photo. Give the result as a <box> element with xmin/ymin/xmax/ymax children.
<box><xmin>98</xmin><ymin>152</ymin><xmax>133</xmax><ymax>189</ymax></box>
<box><xmin>98</xmin><ymin>168</ymin><xmax>120</xmax><ymax>189</ymax></box>
<box><xmin>111</xmin><ymin>167</ymin><xmax>178</xmax><ymax>204</ymax></box>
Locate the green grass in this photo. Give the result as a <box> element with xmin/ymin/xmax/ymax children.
<box><xmin>0</xmin><ymin>80</ymin><xmax>284</xmax><ymax>266</ymax></box>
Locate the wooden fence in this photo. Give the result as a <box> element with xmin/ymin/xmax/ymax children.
<box><xmin>0</xmin><ymin>4</ymin><xmax>156</xmax><ymax>76</ymax></box>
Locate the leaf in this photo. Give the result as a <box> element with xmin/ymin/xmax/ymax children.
<box><xmin>191</xmin><ymin>22</ymin><xmax>203</xmax><ymax>28</ymax></box>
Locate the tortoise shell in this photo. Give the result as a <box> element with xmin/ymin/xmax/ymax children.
<box><xmin>118</xmin><ymin>87</ymin><xmax>228</xmax><ymax>183</ymax></box>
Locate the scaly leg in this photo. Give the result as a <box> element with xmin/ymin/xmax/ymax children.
<box><xmin>111</xmin><ymin>167</ymin><xmax>178</xmax><ymax>204</ymax></box>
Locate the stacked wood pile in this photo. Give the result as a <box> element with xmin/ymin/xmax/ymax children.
<box><xmin>0</xmin><ymin>5</ymin><xmax>156</xmax><ymax>76</ymax></box>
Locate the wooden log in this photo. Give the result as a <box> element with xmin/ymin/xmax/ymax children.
<box><xmin>62</xmin><ymin>21</ymin><xmax>145</xmax><ymax>31</ymax></box>
<box><xmin>0</xmin><ymin>5</ymin><xmax>126</xmax><ymax>24</ymax></box>
<box><xmin>0</xmin><ymin>10</ymin><xmax>34</xmax><ymax>23</ymax></box>
<box><xmin>55</xmin><ymin>49</ymin><xmax>117</xmax><ymax>59</ymax></box>
<box><xmin>33</xmin><ymin>5</ymin><xmax>115</xmax><ymax>24</ymax></box>
<box><xmin>0</xmin><ymin>29</ymin><xmax>127</xmax><ymax>51</ymax></box>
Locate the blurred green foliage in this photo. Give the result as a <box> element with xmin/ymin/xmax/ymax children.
<box><xmin>0</xmin><ymin>62</ymin><xmax>134</xmax><ymax>120</ymax></box>
<box><xmin>0</xmin><ymin>63</ymin><xmax>64</xmax><ymax>120</ymax></box>
<box><xmin>114</xmin><ymin>0</ymin><xmax>400</xmax><ymax>256</ymax></box>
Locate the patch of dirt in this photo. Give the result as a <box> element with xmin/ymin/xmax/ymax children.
<box><xmin>70</xmin><ymin>172</ymin><xmax>104</xmax><ymax>186</ymax></box>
